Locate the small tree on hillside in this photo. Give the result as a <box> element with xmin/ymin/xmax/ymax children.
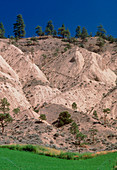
<box><xmin>96</xmin><ymin>24</ymin><xmax>106</xmax><ymax>39</ymax></box>
<box><xmin>75</xmin><ymin>132</ymin><xmax>86</xmax><ymax>146</ymax></box>
<box><xmin>81</xmin><ymin>27</ymin><xmax>88</xmax><ymax>40</ymax></box>
<box><xmin>45</xmin><ymin>20</ymin><xmax>55</xmax><ymax>35</ymax></box>
<box><xmin>53</xmin><ymin>30</ymin><xmax>57</xmax><ymax>36</ymax></box>
<box><xmin>58</xmin><ymin>24</ymin><xmax>65</xmax><ymax>38</ymax></box>
<box><xmin>70</xmin><ymin>122</ymin><xmax>86</xmax><ymax>146</ymax></box>
<box><xmin>13</xmin><ymin>107</ymin><xmax>20</xmax><ymax>118</ymax></box>
<box><xmin>13</xmin><ymin>14</ymin><xmax>26</xmax><ymax>38</ymax></box>
<box><xmin>0</xmin><ymin>22</ymin><xmax>5</xmax><ymax>38</ymax></box>
<box><xmin>107</xmin><ymin>35</ymin><xmax>115</xmax><ymax>43</ymax></box>
<box><xmin>96</xmin><ymin>37</ymin><xmax>105</xmax><ymax>49</ymax></box>
<box><xmin>58</xmin><ymin>24</ymin><xmax>70</xmax><ymax>38</ymax></box>
<box><xmin>89</xmin><ymin>127</ymin><xmax>98</xmax><ymax>143</ymax></box>
<box><xmin>35</xmin><ymin>25</ymin><xmax>43</xmax><ymax>36</ymax></box>
<box><xmin>75</xmin><ymin>25</ymin><xmax>81</xmax><ymax>38</ymax></box>
<box><xmin>57</xmin><ymin>111</ymin><xmax>72</xmax><ymax>127</ymax></box>
<box><xmin>72</xmin><ymin>102</ymin><xmax>77</xmax><ymax>111</ymax></box>
<box><xmin>70</xmin><ymin>122</ymin><xmax>78</xmax><ymax>134</ymax></box>
<box><xmin>39</xmin><ymin>114</ymin><xmax>46</xmax><ymax>120</ymax></box>
<box><xmin>0</xmin><ymin>98</ymin><xmax>13</xmax><ymax>134</ymax></box>
<box><xmin>64</xmin><ymin>28</ymin><xmax>70</xmax><ymax>38</ymax></box>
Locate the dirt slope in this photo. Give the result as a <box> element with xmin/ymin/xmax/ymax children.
<box><xmin>0</xmin><ymin>37</ymin><xmax>116</xmax><ymax>152</ymax></box>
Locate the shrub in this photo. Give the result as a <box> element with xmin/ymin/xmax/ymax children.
<box><xmin>65</xmin><ymin>43</ymin><xmax>71</xmax><ymax>49</ymax></box>
<box><xmin>57</xmin><ymin>111</ymin><xmax>72</xmax><ymax>127</ymax></box>
<box><xmin>42</xmin><ymin>54</ymin><xmax>47</xmax><ymax>59</ymax></box>
<box><xmin>64</xmin><ymin>47</ymin><xmax>68</xmax><ymax>52</ymax></box>
<box><xmin>96</xmin><ymin>37</ymin><xmax>105</xmax><ymax>48</ymax></box>
<box><xmin>79</xmin><ymin>44</ymin><xmax>84</xmax><ymax>48</ymax></box>
<box><xmin>72</xmin><ymin>102</ymin><xmax>77</xmax><ymax>111</ymax></box>
<box><xmin>33</xmin><ymin>109</ymin><xmax>39</xmax><ymax>113</ymax></box>
<box><xmin>30</xmin><ymin>37</ymin><xmax>37</xmax><ymax>41</ymax></box>
<box><xmin>13</xmin><ymin>107</ymin><xmax>20</xmax><ymax>115</ymax></box>
<box><xmin>93</xmin><ymin>110</ymin><xmax>98</xmax><ymax>119</ymax></box>
<box><xmin>39</xmin><ymin>114</ymin><xmax>46</xmax><ymax>120</ymax></box>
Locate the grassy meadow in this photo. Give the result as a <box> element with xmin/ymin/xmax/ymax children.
<box><xmin>0</xmin><ymin>145</ymin><xmax>116</xmax><ymax>170</ymax></box>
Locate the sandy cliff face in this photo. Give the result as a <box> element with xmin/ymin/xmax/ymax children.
<box><xmin>39</xmin><ymin>45</ymin><xmax>116</xmax><ymax>118</ymax></box>
<box><xmin>0</xmin><ymin>38</ymin><xmax>116</xmax><ymax>119</ymax></box>
<box><xmin>0</xmin><ymin>55</ymin><xmax>38</xmax><ymax>118</ymax></box>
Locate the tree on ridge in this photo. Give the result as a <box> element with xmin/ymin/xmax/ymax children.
<box><xmin>35</xmin><ymin>25</ymin><xmax>43</xmax><ymax>36</ymax></box>
<box><xmin>0</xmin><ymin>22</ymin><xmax>5</xmax><ymax>38</ymax></box>
<box><xmin>13</xmin><ymin>14</ymin><xmax>26</xmax><ymax>38</ymax></box>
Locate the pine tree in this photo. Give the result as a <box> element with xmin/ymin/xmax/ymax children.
<box><xmin>35</xmin><ymin>25</ymin><xmax>43</xmax><ymax>36</ymax></box>
<box><xmin>45</xmin><ymin>20</ymin><xmax>54</xmax><ymax>35</ymax></box>
<box><xmin>58</xmin><ymin>24</ymin><xmax>65</xmax><ymax>38</ymax></box>
<box><xmin>13</xmin><ymin>14</ymin><xmax>26</xmax><ymax>38</ymax></box>
<box><xmin>53</xmin><ymin>30</ymin><xmax>57</xmax><ymax>36</ymax></box>
<box><xmin>81</xmin><ymin>27</ymin><xmax>88</xmax><ymax>40</ymax></box>
<box><xmin>0</xmin><ymin>22</ymin><xmax>5</xmax><ymax>38</ymax></box>
<box><xmin>107</xmin><ymin>35</ymin><xmax>115</xmax><ymax>43</ymax></box>
<box><xmin>75</xmin><ymin>26</ymin><xmax>81</xmax><ymax>38</ymax></box>
<box><xmin>64</xmin><ymin>28</ymin><xmax>70</xmax><ymax>38</ymax></box>
<box><xmin>96</xmin><ymin>24</ymin><xmax>106</xmax><ymax>38</ymax></box>
<box><xmin>0</xmin><ymin>98</ymin><xmax>13</xmax><ymax>134</ymax></box>
<box><xmin>58</xmin><ymin>24</ymin><xmax>70</xmax><ymax>38</ymax></box>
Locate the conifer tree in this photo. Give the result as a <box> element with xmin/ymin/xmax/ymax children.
<box><xmin>53</xmin><ymin>30</ymin><xmax>57</xmax><ymax>36</ymax></box>
<box><xmin>96</xmin><ymin>24</ymin><xmax>106</xmax><ymax>38</ymax></box>
<box><xmin>45</xmin><ymin>20</ymin><xmax>54</xmax><ymax>35</ymax></box>
<box><xmin>13</xmin><ymin>14</ymin><xmax>26</xmax><ymax>38</ymax></box>
<box><xmin>0</xmin><ymin>98</ymin><xmax>13</xmax><ymax>134</ymax></box>
<box><xmin>64</xmin><ymin>28</ymin><xmax>70</xmax><ymax>38</ymax></box>
<box><xmin>0</xmin><ymin>22</ymin><xmax>5</xmax><ymax>38</ymax></box>
<box><xmin>75</xmin><ymin>25</ymin><xmax>81</xmax><ymax>38</ymax></box>
<box><xmin>58</xmin><ymin>24</ymin><xmax>65</xmax><ymax>38</ymax></box>
<box><xmin>81</xmin><ymin>27</ymin><xmax>88</xmax><ymax>40</ymax></box>
<box><xmin>58</xmin><ymin>24</ymin><xmax>70</xmax><ymax>38</ymax></box>
<box><xmin>35</xmin><ymin>25</ymin><xmax>43</xmax><ymax>36</ymax></box>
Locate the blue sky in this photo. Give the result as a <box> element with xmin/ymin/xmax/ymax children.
<box><xmin>0</xmin><ymin>0</ymin><xmax>117</xmax><ymax>37</ymax></box>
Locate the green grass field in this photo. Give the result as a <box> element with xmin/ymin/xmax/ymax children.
<box><xmin>0</xmin><ymin>148</ymin><xmax>116</xmax><ymax>170</ymax></box>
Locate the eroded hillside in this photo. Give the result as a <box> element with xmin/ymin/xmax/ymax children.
<box><xmin>0</xmin><ymin>37</ymin><xmax>116</xmax><ymax>152</ymax></box>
